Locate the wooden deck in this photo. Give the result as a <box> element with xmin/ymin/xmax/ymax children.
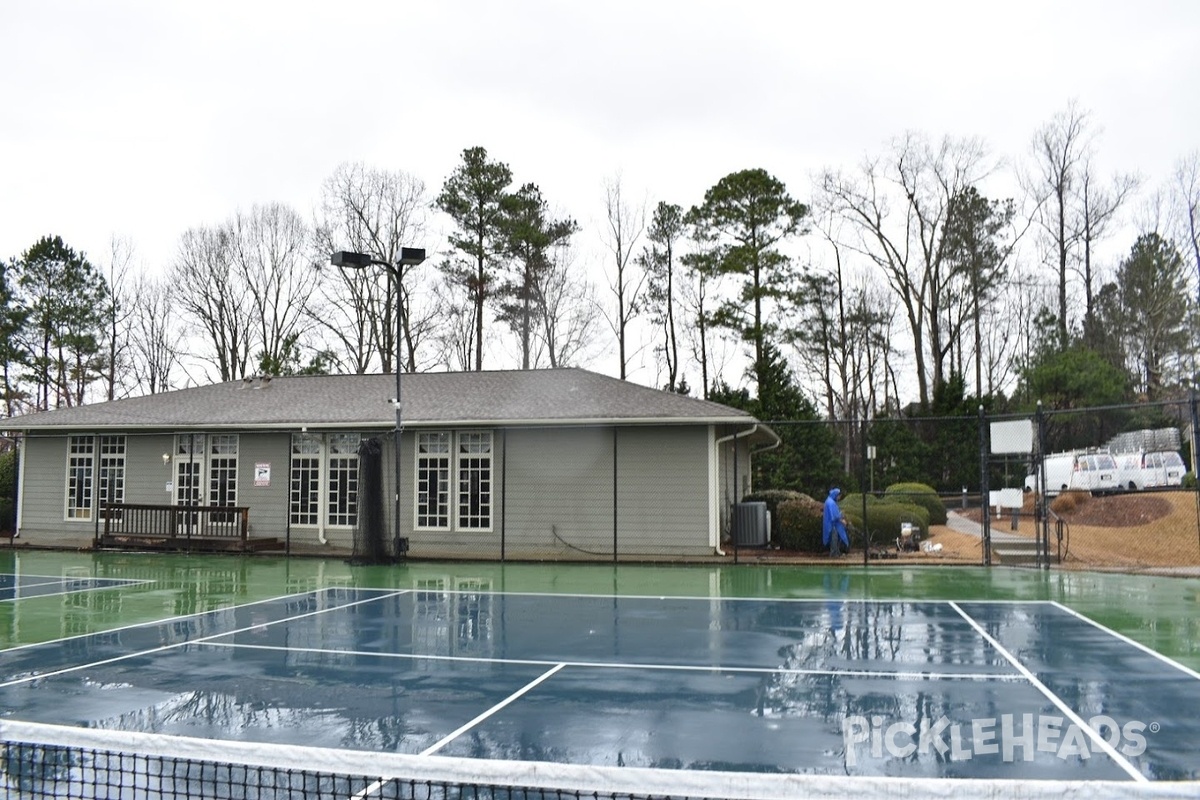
<box><xmin>96</xmin><ymin>503</ymin><xmax>281</xmax><ymax>553</ymax></box>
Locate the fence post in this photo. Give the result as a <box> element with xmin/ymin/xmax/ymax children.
<box><xmin>1192</xmin><ymin>389</ymin><xmax>1200</xmax><ymax>555</ymax></box>
<box><xmin>979</xmin><ymin>405</ymin><xmax>990</xmax><ymax>567</ymax></box>
<box><xmin>860</xmin><ymin>417</ymin><xmax>869</xmax><ymax>567</ymax></box>
<box><xmin>1035</xmin><ymin>401</ymin><xmax>1050</xmax><ymax>570</ymax></box>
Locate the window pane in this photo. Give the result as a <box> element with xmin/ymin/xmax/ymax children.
<box><xmin>456</xmin><ymin>432</ymin><xmax>492</xmax><ymax>530</ymax></box>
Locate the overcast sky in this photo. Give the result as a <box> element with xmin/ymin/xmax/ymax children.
<box><xmin>2</xmin><ymin>1</ymin><xmax>1198</xmax><ymax>384</ymax></box>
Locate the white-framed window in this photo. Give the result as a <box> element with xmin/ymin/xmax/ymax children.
<box><xmin>289</xmin><ymin>434</ymin><xmax>322</xmax><ymax>526</ymax></box>
<box><xmin>65</xmin><ymin>436</ymin><xmax>95</xmax><ymax>520</ymax></box>
<box><xmin>208</xmin><ymin>434</ymin><xmax>239</xmax><ymax>508</ymax></box>
<box><xmin>415</xmin><ymin>432</ymin><xmax>451</xmax><ymax>529</ymax></box>
<box><xmin>326</xmin><ymin>433</ymin><xmax>361</xmax><ymax>528</ymax></box>
<box><xmin>289</xmin><ymin>433</ymin><xmax>362</xmax><ymax>529</ymax></box>
<box><xmin>457</xmin><ymin>432</ymin><xmax>492</xmax><ymax>530</ymax></box>
<box><xmin>174</xmin><ymin>434</ymin><xmax>206</xmax><ymax>507</ymax></box>
<box><xmin>98</xmin><ymin>435</ymin><xmax>126</xmax><ymax>519</ymax></box>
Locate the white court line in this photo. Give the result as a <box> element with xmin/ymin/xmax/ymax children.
<box><xmin>0</xmin><ymin>580</ymin><xmax>155</xmax><ymax>604</ymax></box>
<box><xmin>0</xmin><ymin>589</ymin><xmax>411</xmax><ymax>688</ymax></box>
<box><xmin>389</xmin><ymin>588</ymin><xmax>1062</xmax><ymax>605</ymax></box>
<box><xmin>1050</xmin><ymin>601</ymin><xmax>1200</xmax><ymax>682</ymax></box>
<box><xmin>200</xmin><ymin>640</ymin><xmax>1023</xmax><ymax>682</ymax></box>
<box><xmin>0</xmin><ymin>586</ymin><xmax>399</xmax><ymax>655</ymax></box>
<box><xmin>419</xmin><ymin>663</ymin><xmax>567</xmax><ymax>757</ymax></box>
<box><xmin>948</xmin><ymin>601</ymin><xmax>1147</xmax><ymax>783</ymax></box>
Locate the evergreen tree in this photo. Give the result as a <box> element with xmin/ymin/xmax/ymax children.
<box><xmin>436</xmin><ymin>146</ymin><xmax>514</xmax><ymax>371</ymax></box>
<box><xmin>17</xmin><ymin>236</ymin><xmax>108</xmax><ymax>409</ymax></box>
<box><xmin>687</xmin><ymin>169</ymin><xmax>808</xmax><ymax>395</ymax></box>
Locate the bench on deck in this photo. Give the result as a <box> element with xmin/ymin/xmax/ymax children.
<box><xmin>96</xmin><ymin>503</ymin><xmax>279</xmax><ymax>553</ymax></box>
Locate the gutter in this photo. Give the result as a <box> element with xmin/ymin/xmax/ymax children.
<box><xmin>713</xmin><ymin>424</ymin><xmax>779</xmax><ymax>555</ymax></box>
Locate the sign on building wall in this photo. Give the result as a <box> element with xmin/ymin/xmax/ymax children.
<box><xmin>254</xmin><ymin>463</ymin><xmax>271</xmax><ymax>487</ymax></box>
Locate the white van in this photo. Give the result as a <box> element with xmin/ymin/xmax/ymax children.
<box><xmin>1024</xmin><ymin>451</ymin><xmax>1120</xmax><ymax>496</ymax></box>
<box><xmin>1114</xmin><ymin>450</ymin><xmax>1187</xmax><ymax>490</ymax></box>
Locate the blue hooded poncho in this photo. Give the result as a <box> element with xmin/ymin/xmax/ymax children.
<box><xmin>822</xmin><ymin>488</ymin><xmax>849</xmax><ymax>547</ymax></box>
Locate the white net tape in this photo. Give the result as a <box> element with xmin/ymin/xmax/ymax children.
<box><xmin>3</xmin><ymin>720</ymin><xmax>1199</xmax><ymax>800</ymax></box>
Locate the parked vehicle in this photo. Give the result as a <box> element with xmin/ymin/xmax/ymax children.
<box><xmin>1024</xmin><ymin>450</ymin><xmax>1120</xmax><ymax>496</ymax></box>
<box><xmin>1114</xmin><ymin>450</ymin><xmax>1186</xmax><ymax>491</ymax></box>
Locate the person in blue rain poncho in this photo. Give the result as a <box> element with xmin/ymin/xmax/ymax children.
<box><xmin>822</xmin><ymin>488</ymin><xmax>850</xmax><ymax>557</ymax></box>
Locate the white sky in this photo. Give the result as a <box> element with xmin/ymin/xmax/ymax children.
<box><xmin>2</xmin><ymin>0</ymin><xmax>1198</xmax><ymax>389</ymax></box>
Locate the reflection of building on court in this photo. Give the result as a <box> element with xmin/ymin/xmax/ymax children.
<box><xmin>6</xmin><ymin>369</ymin><xmax>776</xmax><ymax>560</ymax></box>
<box><xmin>412</xmin><ymin>577</ymin><xmax>494</xmax><ymax>669</ymax></box>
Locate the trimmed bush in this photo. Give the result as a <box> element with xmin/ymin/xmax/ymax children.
<box><xmin>774</xmin><ymin>496</ymin><xmax>825</xmax><ymax>551</ymax></box>
<box><xmin>742</xmin><ymin>489</ymin><xmax>807</xmax><ymax>537</ymax></box>
<box><xmin>844</xmin><ymin>502</ymin><xmax>929</xmax><ymax>545</ymax></box>
<box><xmin>1183</xmin><ymin>472</ymin><xmax>1197</xmax><ymax>490</ymax></box>
<box><xmin>883</xmin><ymin>482</ymin><xmax>947</xmax><ymax>525</ymax></box>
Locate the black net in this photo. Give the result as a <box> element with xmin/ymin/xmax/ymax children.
<box><xmin>0</xmin><ymin>739</ymin><xmax>691</xmax><ymax>799</ymax></box>
<box><xmin>350</xmin><ymin>436</ymin><xmax>392</xmax><ymax>565</ymax></box>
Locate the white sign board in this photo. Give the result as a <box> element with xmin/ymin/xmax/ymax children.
<box><xmin>990</xmin><ymin>419</ymin><xmax>1033</xmax><ymax>455</ymax></box>
<box><xmin>988</xmin><ymin>488</ymin><xmax>1025</xmax><ymax>510</ymax></box>
<box><xmin>254</xmin><ymin>463</ymin><xmax>271</xmax><ymax>487</ymax></box>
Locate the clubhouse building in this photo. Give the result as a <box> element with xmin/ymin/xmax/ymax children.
<box><xmin>4</xmin><ymin>369</ymin><xmax>778</xmax><ymax>560</ymax></box>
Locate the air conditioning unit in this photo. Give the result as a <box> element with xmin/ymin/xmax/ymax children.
<box><xmin>733</xmin><ymin>501</ymin><xmax>770</xmax><ymax>547</ymax></box>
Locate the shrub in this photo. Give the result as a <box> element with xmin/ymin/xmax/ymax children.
<box><xmin>0</xmin><ymin>498</ymin><xmax>11</xmax><ymax>533</ymax></box>
<box><xmin>1183</xmin><ymin>472</ymin><xmax>1198</xmax><ymax>490</ymax></box>
<box><xmin>844</xmin><ymin>502</ymin><xmax>929</xmax><ymax>545</ymax></box>
<box><xmin>774</xmin><ymin>496</ymin><xmax>825</xmax><ymax>551</ymax></box>
<box><xmin>1050</xmin><ymin>490</ymin><xmax>1089</xmax><ymax>515</ymax></box>
<box><xmin>0</xmin><ymin>449</ymin><xmax>15</xmax><ymax>497</ymax></box>
<box><xmin>836</xmin><ymin>493</ymin><xmax>880</xmax><ymax>516</ymax></box>
<box><xmin>884</xmin><ymin>482</ymin><xmax>947</xmax><ymax>525</ymax></box>
<box><xmin>742</xmin><ymin>489</ymin><xmax>807</xmax><ymax>535</ymax></box>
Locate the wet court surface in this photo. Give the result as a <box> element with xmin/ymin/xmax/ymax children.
<box><xmin>2</xmin><ymin>578</ymin><xmax>1198</xmax><ymax>784</ymax></box>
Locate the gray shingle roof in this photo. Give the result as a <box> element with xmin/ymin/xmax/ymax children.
<box><xmin>5</xmin><ymin>369</ymin><xmax>762</xmax><ymax>432</ymax></box>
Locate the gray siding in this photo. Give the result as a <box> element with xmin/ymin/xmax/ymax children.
<box><xmin>498</xmin><ymin>426</ymin><xmax>613</xmax><ymax>558</ymax></box>
<box><xmin>17</xmin><ymin>435</ymin><xmax>73</xmax><ymax>537</ymax></box>
<box><xmin>124</xmin><ymin>434</ymin><xmax>177</xmax><ymax>506</ymax></box>
<box><xmin>408</xmin><ymin>425</ymin><xmax>714</xmax><ymax>560</ymax></box>
<box><xmin>616</xmin><ymin>426</ymin><xmax>710</xmax><ymax>555</ymax></box>
<box><xmin>17</xmin><ymin>424</ymin><xmax>722</xmax><ymax>559</ymax></box>
<box><xmin>236</xmin><ymin>432</ymin><xmax>292</xmax><ymax>542</ymax></box>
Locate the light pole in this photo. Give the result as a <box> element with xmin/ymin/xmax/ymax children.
<box><xmin>331</xmin><ymin>247</ymin><xmax>427</xmax><ymax>559</ymax></box>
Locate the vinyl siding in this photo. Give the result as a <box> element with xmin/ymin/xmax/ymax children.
<box><xmin>498</xmin><ymin>426</ymin><xmax>613</xmax><ymax>558</ymax></box>
<box><xmin>17</xmin><ymin>435</ymin><xmax>73</xmax><ymax>536</ymax></box>
<box><xmin>236</xmin><ymin>432</ymin><xmax>292</xmax><ymax>543</ymax></box>
<box><xmin>616</xmin><ymin>426</ymin><xmax>710</xmax><ymax>555</ymax></box>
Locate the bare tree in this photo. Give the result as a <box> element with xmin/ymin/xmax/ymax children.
<box><xmin>429</xmin><ymin>277</ymin><xmax>476</xmax><ymax>371</ymax></box>
<box><xmin>599</xmin><ymin>175</ymin><xmax>647</xmax><ymax>379</ymax></box>
<box><xmin>533</xmin><ymin>240</ymin><xmax>600</xmax><ymax>368</ymax></box>
<box><xmin>99</xmin><ymin>236</ymin><xmax>136</xmax><ymax>401</ymax></box>
<box><xmin>1174</xmin><ymin>151</ymin><xmax>1200</xmax><ymax>303</ymax></box>
<box><xmin>1077</xmin><ymin>159</ymin><xmax>1141</xmax><ymax>334</ymax></box>
<box><xmin>1024</xmin><ymin>101</ymin><xmax>1092</xmax><ymax>346</ymax></box>
<box><xmin>820</xmin><ymin>132</ymin><xmax>993</xmax><ymax>407</ymax></box>
<box><xmin>314</xmin><ymin>162</ymin><xmax>431</xmax><ymax>373</ymax></box>
<box><xmin>127</xmin><ymin>272</ymin><xmax>181</xmax><ymax>394</ymax></box>
<box><xmin>169</xmin><ymin>224</ymin><xmax>253</xmax><ymax>382</ymax></box>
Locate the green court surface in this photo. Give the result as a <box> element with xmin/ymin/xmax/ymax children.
<box><xmin>3</xmin><ymin>549</ymin><xmax>1198</xmax><ymax>670</ymax></box>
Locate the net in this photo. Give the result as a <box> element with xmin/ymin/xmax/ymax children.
<box><xmin>350</xmin><ymin>436</ymin><xmax>392</xmax><ymax>565</ymax></box>
<box><xmin>3</xmin><ymin>720</ymin><xmax>1197</xmax><ymax>800</ymax></box>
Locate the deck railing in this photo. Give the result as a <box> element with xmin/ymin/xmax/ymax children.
<box><xmin>98</xmin><ymin>503</ymin><xmax>250</xmax><ymax>547</ymax></box>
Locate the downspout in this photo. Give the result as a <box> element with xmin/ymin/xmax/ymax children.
<box><xmin>14</xmin><ymin>434</ymin><xmax>24</xmax><ymax>538</ymax></box>
<box><xmin>713</xmin><ymin>425</ymin><xmax>762</xmax><ymax>556</ymax></box>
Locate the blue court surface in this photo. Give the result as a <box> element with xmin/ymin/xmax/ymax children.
<box><xmin>2</xmin><ymin>578</ymin><xmax>1200</xmax><ymax>795</ymax></box>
